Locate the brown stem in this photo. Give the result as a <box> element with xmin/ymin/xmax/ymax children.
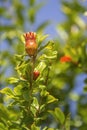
<box><xmin>44</xmin><ymin>67</ymin><xmax>50</xmax><ymax>85</ymax></box>
<box><xmin>30</xmin><ymin>56</ymin><xmax>36</xmax><ymax>89</ymax></box>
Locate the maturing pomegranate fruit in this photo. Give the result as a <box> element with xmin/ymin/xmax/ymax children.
<box><xmin>33</xmin><ymin>70</ymin><xmax>40</xmax><ymax>80</ymax></box>
<box><xmin>23</xmin><ymin>32</ymin><xmax>38</xmax><ymax>56</ymax></box>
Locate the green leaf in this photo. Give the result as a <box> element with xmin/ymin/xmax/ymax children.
<box><xmin>37</xmin><ymin>34</ymin><xmax>49</xmax><ymax>46</ymax></box>
<box><xmin>32</xmin><ymin>97</ymin><xmax>39</xmax><ymax>109</ymax></box>
<box><xmin>8</xmin><ymin>77</ymin><xmax>19</xmax><ymax>84</ymax></box>
<box><xmin>23</xmin><ymin>90</ymin><xmax>30</xmax><ymax>101</ymax></box>
<box><xmin>35</xmin><ymin>61</ymin><xmax>46</xmax><ymax>73</ymax></box>
<box><xmin>15</xmin><ymin>54</ymin><xmax>24</xmax><ymax>61</ymax></box>
<box><xmin>65</xmin><ymin>114</ymin><xmax>70</xmax><ymax>130</ymax></box>
<box><xmin>29</xmin><ymin>8</ymin><xmax>35</xmax><ymax>23</ymax></box>
<box><xmin>14</xmin><ymin>85</ymin><xmax>23</xmax><ymax>96</ymax></box>
<box><xmin>0</xmin><ymin>123</ymin><xmax>7</xmax><ymax>130</ymax></box>
<box><xmin>0</xmin><ymin>103</ymin><xmax>10</xmax><ymax>120</ymax></box>
<box><xmin>46</xmin><ymin>94</ymin><xmax>58</xmax><ymax>104</ymax></box>
<box><xmin>0</xmin><ymin>87</ymin><xmax>14</xmax><ymax>97</ymax></box>
<box><xmin>55</xmin><ymin>108</ymin><xmax>65</xmax><ymax>124</ymax></box>
<box><xmin>83</xmin><ymin>86</ymin><xmax>87</xmax><ymax>92</ymax></box>
<box><xmin>47</xmin><ymin>128</ymin><xmax>55</xmax><ymax>130</ymax></box>
<box><xmin>38</xmin><ymin>41</ymin><xmax>54</xmax><ymax>52</ymax></box>
<box><xmin>49</xmin><ymin>108</ymin><xmax>65</xmax><ymax>124</ymax></box>
<box><xmin>39</xmin><ymin>85</ymin><xmax>48</xmax><ymax>97</ymax></box>
<box><xmin>38</xmin><ymin>40</ymin><xmax>54</xmax><ymax>52</ymax></box>
<box><xmin>31</xmin><ymin>124</ymin><xmax>40</xmax><ymax>130</ymax></box>
<box><xmin>31</xmin><ymin>97</ymin><xmax>39</xmax><ymax>116</ymax></box>
<box><xmin>43</xmin><ymin>51</ymin><xmax>57</xmax><ymax>59</ymax></box>
<box><xmin>41</xmin><ymin>89</ymin><xmax>48</xmax><ymax>97</ymax></box>
<box><xmin>20</xmin><ymin>34</ymin><xmax>25</xmax><ymax>44</ymax></box>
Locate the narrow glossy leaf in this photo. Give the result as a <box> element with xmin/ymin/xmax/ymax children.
<box><xmin>8</xmin><ymin>77</ymin><xmax>19</xmax><ymax>84</ymax></box>
<box><xmin>31</xmin><ymin>124</ymin><xmax>40</xmax><ymax>130</ymax></box>
<box><xmin>38</xmin><ymin>40</ymin><xmax>54</xmax><ymax>52</ymax></box>
<box><xmin>15</xmin><ymin>54</ymin><xmax>24</xmax><ymax>61</ymax></box>
<box><xmin>23</xmin><ymin>90</ymin><xmax>30</xmax><ymax>101</ymax></box>
<box><xmin>45</xmin><ymin>41</ymin><xmax>54</xmax><ymax>50</ymax></box>
<box><xmin>42</xmin><ymin>127</ymin><xmax>48</xmax><ymax>130</ymax></box>
<box><xmin>20</xmin><ymin>34</ymin><xmax>25</xmax><ymax>44</ymax></box>
<box><xmin>46</xmin><ymin>94</ymin><xmax>58</xmax><ymax>104</ymax></box>
<box><xmin>39</xmin><ymin>51</ymin><xmax>57</xmax><ymax>60</ymax></box>
<box><xmin>44</xmin><ymin>51</ymin><xmax>57</xmax><ymax>59</ymax></box>
<box><xmin>0</xmin><ymin>87</ymin><xmax>14</xmax><ymax>96</ymax></box>
<box><xmin>32</xmin><ymin>97</ymin><xmax>39</xmax><ymax>109</ymax></box>
<box><xmin>37</xmin><ymin>34</ymin><xmax>49</xmax><ymax>46</ymax></box>
<box><xmin>48</xmin><ymin>108</ymin><xmax>65</xmax><ymax>125</ymax></box>
<box><xmin>39</xmin><ymin>85</ymin><xmax>46</xmax><ymax>90</ymax></box>
<box><xmin>41</xmin><ymin>89</ymin><xmax>48</xmax><ymax>97</ymax></box>
<box><xmin>35</xmin><ymin>61</ymin><xmax>46</xmax><ymax>73</ymax></box>
<box><xmin>40</xmin><ymin>104</ymin><xmax>45</xmax><ymax>112</ymax></box>
<box><xmin>29</xmin><ymin>8</ymin><xmax>35</xmax><ymax>23</ymax></box>
<box><xmin>14</xmin><ymin>85</ymin><xmax>23</xmax><ymax>95</ymax></box>
<box><xmin>54</xmin><ymin>108</ymin><xmax>65</xmax><ymax>124</ymax></box>
<box><xmin>31</xmin><ymin>97</ymin><xmax>39</xmax><ymax>116</ymax></box>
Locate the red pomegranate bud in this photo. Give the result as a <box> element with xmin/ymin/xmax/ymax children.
<box><xmin>60</xmin><ymin>56</ymin><xmax>72</xmax><ymax>62</ymax></box>
<box><xmin>33</xmin><ymin>70</ymin><xmax>40</xmax><ymax>80</ymax></box>
<box><xmin>23</xmin><ymin>32</ymin><xmax>38</xmax><ymax>56</ymax></box>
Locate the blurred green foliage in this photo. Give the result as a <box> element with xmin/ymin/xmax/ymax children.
<box><xmin>0</xmin><ymin>0</ymin><xmax>87</xmax><ymax>130</ymax></box>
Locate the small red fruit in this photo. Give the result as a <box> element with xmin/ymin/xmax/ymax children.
<box><xmin>60</xmin><ymin>56</ymin><xmax>72</xmax><ymax>62</ymax></box>
<box><xmin>33</xmin><ymin>70</ymin><xmax>40</xmax><ymax>80</ymax></box>
<box><xmin>23</xmin><ymin>32</ymin><xmax>38</xmax><ymax>56</ymax></box>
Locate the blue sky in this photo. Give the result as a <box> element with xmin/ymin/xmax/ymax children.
<box><xmin>23</xmin><ymin>0</ymin><xmax>66</xmax><ymax>39</ymax></box>
<box><xmin>36</xmin><ymin>0</ymin><xmax>65</xmax><ymax>38</ymax></box>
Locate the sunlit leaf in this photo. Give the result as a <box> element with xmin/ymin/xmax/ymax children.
<box><xmin>35</xmin><ymin>61</ymin><xmax>46</xmax><ymax>73</ymax></box>
<box><xmin>37</xmin><ymin>34</ymin><xmax>49</xmax><ymax>46</ymax></box>
<box><xmin>8</xmin><ymin>77</ymin><xmax>19</xmax><ymax>84</ymax></box>
<box><xmin>54</xmin><ymin>108</ymin><xmax>65</xmax><ymax>124</ymax></box>
<box><xmin>38</xmin><ymin>40</ymin><xmax>53</xmax><ymax>52</ymax></box>
<box><xmin>46</xmin><ymin>94</ymin><xmax>58</xmax><ymax>104</ymax></box>
<box><xmin>0</xmin><ymin>87</ymin><xmax>14</xmax><ymax>97</ymax></box>
<box><xmin>14</xmin><ymin>85</ymin><xmax>23</xmax><ymax>96</ymax></box>
<box><xmin>49</xmin><ymin>108</ymin><xmax>65</xmax><ymax>124</ymax></box>
<box><xmin>31</xmin><ymin>97</ymin><xmax>39</xmax><ymax>116</ymax></box>
<box><xmin>15</xmin><ymin>54</ymin><xmax>24</xmax><ymax>61</ymax></box>
<box><xmin>31</xmin><ymin>123</ymin><xmax>40</xmax><ymax>130</ymax></box>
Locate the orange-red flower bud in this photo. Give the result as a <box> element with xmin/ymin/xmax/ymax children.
<box><xmin>23</xmin><ymin>32</ymin><xmax>38</xmax><ymax>56</ymax></box>
<box><xmin>60</xmin><ymin>56</ymin><xmax>72</xmax><ymax>62</ymax></box>
<box><xmin>33</xmin><ymin>70</ymin><xmax>40</xmax><ymax>80</ymax></box>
